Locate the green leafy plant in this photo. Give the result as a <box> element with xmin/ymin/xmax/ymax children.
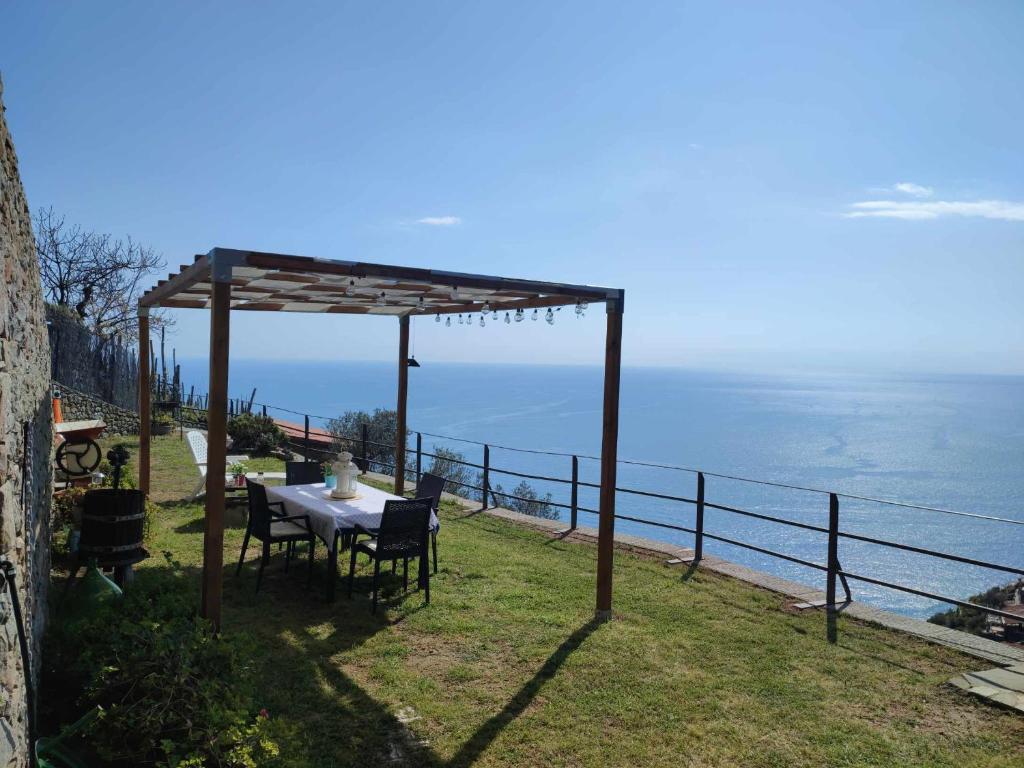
<box><xmin>227</xmin><ymin>413</ymin><xmax>284</xmax><ymax>456</ymax></box>
<box><xmin>228</xmin><ymin>461</ymin><xmax>249</xmax><ymax>476</ymax></box>
<box><xmin>152</xmin><ymin>411</ymin><xmax>176</xmax><ymax>427</ymax></box>
<box><xmin>43</xmin><ymin>554</ymin><xmax>280</xmax><ymax>767</ymax></box>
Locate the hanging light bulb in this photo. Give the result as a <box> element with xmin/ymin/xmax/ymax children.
<box><xmin>435</xmin><ymin>313</ymin><xmax>441</xmax><ymax>323</ymax></box>
<box><xmin>376</xmin><ymin>291</ymin><xmax>386</xmax><ymax>305</ymax></box>
<box><xmin>545</xmin><ymin>307</ymin><xmax>555</xmax><ymax>324</ymax></box>
<box><xmin>345</xmin><ymin>279</ymin><xmax>356</xmax><ymax>296</ymax></box>
<box><xmin>481</xmin><ymin>301</ymin><xmax>491</xmax><ymax>314</ymax></box>
<box><xmin>450</xmin><ymin>285</ymin><xmax>461</xmax><ymax>300</ymax></box>
<box><xmin>458</xmin><ymin>314</ymin><xmax>464</xmax><ymax>325</ymax></box>
<box><xmin>515</xmin><ymin>308</ymin><xmax>524</xmax><ymax>322</ymax></box>
<box><xmin>445</xmin><ymin>316</ymin><xmax>451</xmax><ymax>327</ymax></box>
<box><xmin>532</xmin><ymin>308</ymin><xmax>539</xmax><ymax>321</ymax></box>
<box><xmin>492</xmin><ymin>309</ymin><xmax>498</xmax><ymax>320</ymax></box>
<box><xmin>575</xmin><ymin>300</ymin><xmax>584</xmax><ymax>317</ymax></box>
<box><xmin>479</xmin><ymin>314</ymin><xmax>486</xmax><ymax>327</ymax></box>
<box><xmin>581</xmin><ymin>300</ymin><xmax>589</xmax><ymax>312</ymax></box>
<box><xmin>504</xmin><ymin>312</ymin><xmax>511</xmax><ymax>324</ymax></box>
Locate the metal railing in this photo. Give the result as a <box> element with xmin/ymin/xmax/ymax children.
<box><xmin>182</xmin><ymin>395</ymin><xmax>1024</xmax><ymax>644</ymax></box>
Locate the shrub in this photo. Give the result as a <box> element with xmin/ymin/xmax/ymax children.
<box><xmin>327</xmin><ymin>409</ymin><xmax>400</xmax><ymax>472</ymax></box>
<box><xmin>43</xmin><ymin>554</ymin><xmax>280</xmax><ymax>767</ymax></box>
<box><xmin>228</xmin><ymin>413</ymin><xmax>284</xmax><ymax>456</ymax></box>
<box><xmin>492</xmin><ymin>480</ymin><xmax>558</xmax><ymax>520</ymax></box>
<box><xmin>426</xmin><ymin>446</ymin><xmax>478</xmax><ymax>498</ymax></box>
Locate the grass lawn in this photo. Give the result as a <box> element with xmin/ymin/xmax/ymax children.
<box><xmin>111</xmin><ymin>434</ymin><xmax>1023</xmax><ymax>767</ymax></box>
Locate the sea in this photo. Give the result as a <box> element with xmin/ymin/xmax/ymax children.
<box><xmin>181</xmin><ymin>359</ymin><xmax>1024</xmax><ymax>619</ymax></box>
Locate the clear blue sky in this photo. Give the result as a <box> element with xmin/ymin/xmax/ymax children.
<box><xmin>3</xmin><ymin>1</ymin><xmax>1022</xmax><ymax>374</ymax></box>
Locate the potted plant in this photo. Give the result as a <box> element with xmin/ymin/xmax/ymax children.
<box><xmin>228</xmin><ymin>461</ymin><xmax>249</xmax><ymax>488</ymax></box>
<box><xmin>151</xmin><ymin>411</ymin><xmax>175</xmax><ymax>436</ymax></box>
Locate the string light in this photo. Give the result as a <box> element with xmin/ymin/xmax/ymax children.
<box><xmin>545</xmin><ymin>307</ymin><xmax>555</xmax><ymax>325</ymax></box>
<box><xmin>492</xmin><ymin>309</ymin><xmax>498</xmax><ymax>320</ymax></box>
<box><xmin>345</xmin><ymin>279</ymin><xmax>356</xmax><ymax>295</ymax></box>
<box><xmin>532</xmin><ymin>308</ymin><xmax>539</xmax><ymax>321</ymax></box>
<box><xmin>514</xmin><ymin>308</ymin><xmax>524</xmax><ymax>322</ymax></box>
<box><xmin>376</xmin><ymin>291</ymin><xmax>386</xmax><ymax>305</ymax></box>
<box><xmin>504</xmin><ymin>312</ymin><xmax>511</xmax><ymax>324</ymax></box>
<box><xmin>435</xmin><ymin>313</ymin><xmax>440</xmax><ymax>323</ymax></box>
<box><xmin>481</xmin><ymin>301</ymin><xmax>491</xmax><ymax>313</ymax></box>
<box><xmin>445</xmin><ymin>316</ymin><xmax>451</xmax><ymax>327</ymax></box>
<box><xmin>458</xmin><ymin>314</ymin><xmax>464</xmax><ymax>325</ymax></box>
<box><xmin>450</xmin><ymin>286</ymin><xmax>461</xmax><ymax>300</ymax></box>
<box><xmin>479</xmin><ymin>314</ymin><xmax>486</xmax><ymax>327</ymax></box>
<box><xmin>575</xmin><ymin>300</ymin><xmax>585</xmax><ymax>317</ymax></box>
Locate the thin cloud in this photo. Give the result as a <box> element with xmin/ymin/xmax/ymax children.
<box><xmin>416</xmin><ymin>216</ymin><xmax>461</xmax><ymax>226</ymax></box>
<box><xmin>844</xmin><ymin>199</ymin><xmax>1024</xmax><ymax>221</ymax></box>
<box><xmin>892</xmin><ymin>182</ymin><xmax>933</xmax><ymax>198</ymax></box>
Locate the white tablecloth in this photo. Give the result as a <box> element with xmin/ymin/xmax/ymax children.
<box><xmin>266</xmin><ymin>482</ymin><xmax>437</xmax><ymax>553</ymax></box>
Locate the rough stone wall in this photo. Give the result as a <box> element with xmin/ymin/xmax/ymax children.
<box><xmin>56</xmin><ymin>383</ymin><xmax>140</xmax><ymax>435</ymax></box>
<box><xmin>0</xmin><ymin>77</ymin><xmax>53</xmax><ymax>767</ymax></box>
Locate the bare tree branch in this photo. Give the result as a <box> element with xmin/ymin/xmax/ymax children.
<box><xmin>33</xmin><ymin>207</ymin><xmax>172</xmax><ymax>341</ymax></box>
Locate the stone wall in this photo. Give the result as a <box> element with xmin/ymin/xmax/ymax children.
<box><xmin>0</xmin><ymin>77</ymin><xmax>53</xmax><ymax>767</ymax></box>
<box><xmin>56</xmin><ymin>383</ymin><xmax>140</xmax><ymax>435</ymax></box>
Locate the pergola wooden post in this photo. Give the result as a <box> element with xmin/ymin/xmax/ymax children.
<box><xmin>395</xmin><ymin>314</ymin><xmax>410</xmax><ymax>495</ymax></box>
<box><xmin>137</xmin><ymin>307</ymin><xmax>151</xmax><ymax>496</ymax></box>
<box><xmin>596</xmin><ymin>299</ymin><xmax>623</xmax><ymax>618</ymax></box>
<box><xmin>138</xmin><ymin>248</ymin><xmax>623</xmax><ymax>626</ymax></box>
<box><xmin>201</xmin><ymin>272</ymin><xmax>232</xmax><ymax>629</ymax></box>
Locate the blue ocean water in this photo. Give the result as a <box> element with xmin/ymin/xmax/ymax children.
<box><xmin>182</xmin><ymin>360</ymin><xmax>1024</xmax><ymax>618</ymax></box>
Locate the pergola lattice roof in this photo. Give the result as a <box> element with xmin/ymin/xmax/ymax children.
<box><xmin>140</xmin><ymin>248</ymin><xmax>622</xmax><ymax>314</ymax></box>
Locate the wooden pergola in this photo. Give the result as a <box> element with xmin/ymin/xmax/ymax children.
<box><xmin>138</xmin><ymin>248</ymin><xmax>625</xmax><ymax>629</ymax></box>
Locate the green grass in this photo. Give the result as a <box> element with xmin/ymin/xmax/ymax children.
<box><xmin>122</xmin><ymin>435</ymin><xmax>1024</xmax><ymax>767</ymax></box>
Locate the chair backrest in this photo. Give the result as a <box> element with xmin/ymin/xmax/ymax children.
<box><xmin>376</xmin><ymin>498</ymin><xmax>432</xmax><ymax>559</ymax></box>
<box><xmin>416</xmin><ymin>472</ymin><xmax>446</xmax><ymax>512</ymax></box>
<box><xmin>187</xmin><ymin>431</ymin><xmax>208</xmax><ymax>465</ymax></box>
<box><xmin>286</xmin><ymin>461</ymin><xmax>324</xmax><ymax>486</ymax></box>
<box><xmin>246</xmin><ymin>482</ymin><xmax>276</xmax><ymax>539</ymax></box>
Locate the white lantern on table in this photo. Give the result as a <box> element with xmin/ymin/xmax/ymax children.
<box><xmin>331</xmin><ymin>451</ymin><xmax>359</xmax><ymax>499</ymax></box>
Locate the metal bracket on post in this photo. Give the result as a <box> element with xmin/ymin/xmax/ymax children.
<box><xmin>207</xmin><ymin>247</ymin><xmax>247</xmax><ymax>283</ymax></box>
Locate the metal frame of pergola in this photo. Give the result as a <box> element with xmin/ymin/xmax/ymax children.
<box><xmin>138</xmin><ymin>247</ymin><xmax>625</xmax><ymax>629</ymax></box>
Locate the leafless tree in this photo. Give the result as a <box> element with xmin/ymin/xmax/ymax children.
<box><xmin>34</xmin><ymin>207</ymin><xmax>171</xmax><ymax>341</ymax></box>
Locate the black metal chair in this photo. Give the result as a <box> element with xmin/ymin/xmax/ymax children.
<box><xmin>347</xmin><ymin>497</ymin><xmax>432</xmax><ymax>613</ymax></box>
<box><xmin>416</xmin><ymin>473</ymin><xmax>446</xmax><ymax>574</ymax></box>
<box><xmin>286</xmin><ymin>461</ymin><xmax>325</xmax><ymax>486</ymax></box>
<box><xmin>236</xmin><ymin>482</ymin><xmax>316</xmax><ymax>592</ymax></box>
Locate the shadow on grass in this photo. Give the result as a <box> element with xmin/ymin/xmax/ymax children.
<box><xmin>446</xmin><ymin>618</ymin><xmax>602</xmax><ymax>768</ymax></box>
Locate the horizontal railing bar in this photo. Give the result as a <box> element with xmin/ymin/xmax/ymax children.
<box><xmin>704</xmin><ymin>501</ymin><xmax>830</xmax><ymax>534</ymax></box>
<box><xmin>486</xmin><ymin>466</ymin><xmax>574</xmax><ymax>485</ymax></box>
<box><xmin>614</xmin><ymin>513</ymin><xmax>696</xmax><ymax>535</ymax></box>
<box><xmin>838</xmin><ymin>530</ymin><xmax>1024</xmax><ymax>576</ymax></box>
<box><xmin>839</xmin><ymin>569</ymin><xmax>1024</xmax><ymax>621</ymax></box>
<box><xmin>701</xmin><ymin>531</ymin><xmax>830</xmax><ymax>572</ymax></box>
<box><xmin>615</xmin><ymin>487</ymin><xmax>698</xmax><ymax>505</ymax></box>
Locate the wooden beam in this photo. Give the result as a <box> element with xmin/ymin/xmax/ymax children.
<box><xmin>596</xmin><ymin>303</ymin><xmax>623</xmax><ymax>619</ymax></box>
<box><xmin>138</xmin><ymin>310</ymin><xmax>151</xmax><ymax>496</ymax></box>
<box><xmin>395</xmin><ymin>315</ymin><xmax>410</xmax><ymax>495</ymax></box>
<box><xmin>201</xmin><ymin>279</ymin><xmax>231</xmax><ymax>631</ymax></box>
<box><xmin>139</xmin><ymin>255</ymin><xmax>210</xmax><ymax>307</ymax></box>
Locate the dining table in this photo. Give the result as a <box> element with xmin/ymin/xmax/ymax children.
<box><xmin>265</xmin><ymin>480</ymin><xmax>437</xmax><ymax>600</ymax></box>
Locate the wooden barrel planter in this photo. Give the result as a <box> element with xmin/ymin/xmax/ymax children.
<box><xmin>80</xmin><ymin>489</ymin><xmax>149</xmax><ymax>568</ymax></box>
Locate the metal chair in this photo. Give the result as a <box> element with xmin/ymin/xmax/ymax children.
<box><xmin>416</xmin><ymin>473</ymin><xmax>446</xmax><ymax>574</ymax></box>
<box><xmin>236</xmin><ymin>482</ymin><xmax>316</xmax><ymax>592</ymax></box>
<box><xmin>347</xmin><ymin>497</ymin><xmax>432</xmax><ymax>613</ymax></box>
<box><xmin>286</xmin><ymin>460</ymin><xmax>325</xmax><ymax>486</ymax></box>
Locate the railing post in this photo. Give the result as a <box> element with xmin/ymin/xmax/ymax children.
<box><xmin>304</xmin><ymin>414</ymin><xmax>311</xmax><ymax>463</ymax></box>
<box><xmin>827</xmin><ymin>492</ymin><xmax>839</xmax><ymax>644</ymax></box>
<box><xmin>262</xmin><ymin>404</ymin><xmax>267</xmax><ymax>417</ymax></box>
<box><xmin>695</xmin><ymin>472</ymin><xmax>705</xmax><ymax>562</ymax></box>
<box><xmin>415</xmin><ymin>432</ymin><xmax>423</xmax><ymax>488</ymax></box>
<box><xmin>481</xmin><ymin>444</ymin><xmax>490</xmax><ymax>510</ymax></box>
<box><xmin>570</xmin><ymin>455</ymin><xmax>579</xmax><ymax>529</ymax></box>
<box><xmin>361</xmin><ymin>423</ymin><xmax>369</xmax><ymax>473</ymax></box>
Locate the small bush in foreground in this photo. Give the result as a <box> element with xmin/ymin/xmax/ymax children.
<box><xmin>44</xmin><ymin>554</ymin><xmax>280</xmax><ymax>767</ymax></box>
